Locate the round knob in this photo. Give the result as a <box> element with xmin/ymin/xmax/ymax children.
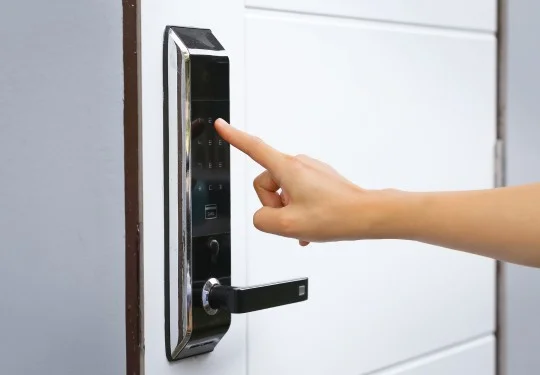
<box><xmin>202</xmin><ymin>278</ymin><xmax>220</xmax><ymax>315</ymax></box>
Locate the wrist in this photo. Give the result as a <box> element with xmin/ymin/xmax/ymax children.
<box><xmin>357</xmin><ymin>189</ymin><xmax>426</xmax><ymax>240</ymax></box>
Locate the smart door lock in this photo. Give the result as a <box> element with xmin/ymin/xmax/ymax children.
<box><xmin>163</xmin><ymin>26</ymin><xmax>309</xmax><ymax>361</ymax></box>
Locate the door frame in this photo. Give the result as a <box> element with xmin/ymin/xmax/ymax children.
<box><xmin>123</xmin><ymin>0</ymin><xmax>143</xmax><ymax>374</ymax></box>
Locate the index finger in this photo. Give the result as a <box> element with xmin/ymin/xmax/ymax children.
<box><xmin>214</xmin><ymin>118</ymin><xmax>287</xmax><ymax>176</ymax></box>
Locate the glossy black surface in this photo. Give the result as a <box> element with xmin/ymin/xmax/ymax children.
<box><xmin>163</xmin><ymin>26</ymin><xmax>233</xmax><ymax>361</ymax></box>
<box><xmin>191</xmin><ymin>100</ymin><xmax>230</xmax><ymax>238</ymax></box>
<box><xmin>190</xmin><ymin>55</ymin><xmax>229</xmax><ymax>101</ymax></box>
<box><xmin>179</xmin><ymin>234</ymin><xmax>231</xmax><ymax>359</ymax></box>
<box><xmin>170</xmin><ymin>26</ymin><xmax>225</xmax><ymax>51</ymax></box>
<box><xmin>182</xmin><ymin>53</ymin><xmax>232</xmax><ymax>359</ymax></box>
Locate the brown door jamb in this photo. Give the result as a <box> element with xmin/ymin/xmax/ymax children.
<box><xmin>123</xmin><ymin>0</ymin><xmax>142</xmax><ymax>373</ymax></box>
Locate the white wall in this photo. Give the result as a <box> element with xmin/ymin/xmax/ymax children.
<box><xmin>0</xmin><ymin>1</ymin><xmax>126</xmax><ymax>374</ymax></box>
<box><xmin>500</xmin><ymin>0</ymin><xmax>540</xmax><ymax>374</ymax></box>
<box><xmin>140</xmin><ymin>1</ymin><xmax>497</xmax><ymax>374</ymax></box>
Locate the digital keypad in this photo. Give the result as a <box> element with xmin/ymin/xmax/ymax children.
<box><xmin>190</xmin><ymin>101</ymin><xmax>231</xmax><ymax>238</ymax></box>
<box><xmin>192</xmin><ymin>115</ymin><xmax>228</xmax><ymax>167</ymax></box>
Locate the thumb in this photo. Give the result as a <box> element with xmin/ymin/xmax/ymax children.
<box><xmin>253</xmin><ymin>206</ymin><xmax>288</xmax><ymax>236</ymax></box>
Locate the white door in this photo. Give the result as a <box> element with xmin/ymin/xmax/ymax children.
<box><xmin>140</xmin><ymin>1</ymin><xmax>497</xmax><ymax>374</ymax></box>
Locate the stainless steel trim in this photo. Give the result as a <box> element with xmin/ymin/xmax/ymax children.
<box><xmin>166</xmin><ymin>29</ymin><xmax>193</xmax><ymax>360</ymax></box>
<box><xmin>202</xmin><ymin>278</ymin><xmax>221</xmax><ymax>316</ymax></box>
<box><xmin>187</xmin><ymin>48</ymin><xmax>228</xmax><ymax>56</ymax></box>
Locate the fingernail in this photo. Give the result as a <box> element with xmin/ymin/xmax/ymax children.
<box><xmin>215</xmin><ymin>118</ymin><xmax>229</xmax><ymax>127</ymax></box>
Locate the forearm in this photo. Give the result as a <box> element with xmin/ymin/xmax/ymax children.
<box><xmin>371</xmin><ymin>184</ymin><xmax>540</xmax><ymax>267</ymax></box>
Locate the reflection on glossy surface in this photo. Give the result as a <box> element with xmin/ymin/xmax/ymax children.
<box><xmin>191</xmin><ymin>101</ymin><xmax>231</xmax><ymax>238</ymax></box>
<box><xmin>163</xmin><ymin>25</ymin><xmax>232</xmax><ymax>361</ymax></box>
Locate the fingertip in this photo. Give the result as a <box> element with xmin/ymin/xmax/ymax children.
<box><xmin>214</xmin><ymin>118</ymin><xmax>229</xmax><ymax>129</ymax></box>
<box><xmin>214</xmin><ymin>118</ymin><xmax>234</xmax><ymax>142</ymax></box>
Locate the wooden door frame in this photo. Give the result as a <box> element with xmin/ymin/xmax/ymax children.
<box><xmin>123</xmin><ymin>0</ymin><xmax>143</xmax><ymax>374</ymax></box>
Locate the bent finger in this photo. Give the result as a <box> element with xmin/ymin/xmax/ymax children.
<box><xmin>254</xmin><ymin>170</ymin><xmax>282</xmax><ymax>208</ymax></box>
<box><xmin>252</xmin><ymin>206</ymin><xmax>293</xmax><ymax>237</ymax></box>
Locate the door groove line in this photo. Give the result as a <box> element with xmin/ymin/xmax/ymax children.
<box><xmin>245</xmin><ymin>5</ymin><xmax>495</xmax><ymax>38</ymax></box>
<box><xmin>360</xmin><ymin>332</ymin><xmax>494</xmax><ymax>375</ymax></box>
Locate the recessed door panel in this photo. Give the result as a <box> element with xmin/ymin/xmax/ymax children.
<box><xmin>245</xmin><ymin>12</ymin><xmax>496</xmax><ymax>375</ymax></box>
<box><xmin>379</xmin><ymin>337</ymin><xmax>495</xmax><ymax>375</ymax></box>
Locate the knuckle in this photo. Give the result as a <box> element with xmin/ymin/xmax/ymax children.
<box><xmin>289</xmin><ymin>156</ymin><xmax>305</xmax><ymax>171</ymax></box>
<box><xmin>293</xmin><ymin>154</ymin><xmax>309</xmax><ymax>163</ymax></box>
<box><xmin>282</xmin><ymin>153</ymin><xmax>294</xmax><ymax>162</ymax></box>
<box><xmin>253</xmin><ymin>171</ymin><xmax>269</xmax><ymax>189</ymax></box>
<box><xmin>253</xmin><ymin>174</ymin><xmax>261</xmax><ymax>189</ymax></box>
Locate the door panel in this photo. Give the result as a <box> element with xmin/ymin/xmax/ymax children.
<box><xmin>245</xmin><ymin>0</ymin><xmax>496</xmax><ymax>32</ymax></box>
<box><xmin>140</xmin><ymin>0</ymin><xmax>247</xmax><ymax>374</ymax></box>
<box><xmin>244</xmin><ymin>11</ymin><xmax>495</xmax><ymax>375</ymax></box>
<box><xmin>141</xmin><ymin>2</ymin><xmax>496</xmax><ymax>374</ymax></box>
<box><xmin>378</xmin><ymin>336</ymin><xmax>495</xmax><ymax>375</ymax></box>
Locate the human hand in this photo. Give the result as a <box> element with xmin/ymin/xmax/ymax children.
<box><xmin>214</xmin><ymin>119</ymin><xmax>392</xmax><ymax>245</ymax></box>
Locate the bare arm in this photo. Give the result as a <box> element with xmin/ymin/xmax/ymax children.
<box><xmin>215</xmin><ymin>119</ymin><xmax>540</xmax><ymax>268</ymax></box>
<box><xmin>379</xmin><ymin>185</ymin><xmax>540</xmax><ymax>267</ymax></box>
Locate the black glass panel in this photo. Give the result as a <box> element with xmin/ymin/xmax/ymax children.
<box><xmin>191</xmin><ymin>100</ymin><xmax>230</xmax><ymax>239</ymax></box>
<box><xmin>190</xmin><ymin>55</ymin><xmax>229</xmax><ymax>101</ymax></box>
<box><xmin>172</xmin><ymin>27</ymin><xmax>225</xmax><ymax>51</ymax></box>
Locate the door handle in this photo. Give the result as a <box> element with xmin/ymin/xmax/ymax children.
<box><xmin>202</xmin><ymin>278</ymin><xmax>308</xmax><ymax>315</ymax></box>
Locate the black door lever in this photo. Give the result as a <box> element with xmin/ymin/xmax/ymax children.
<box><xmin>202</xmin><ymin>278</ymin><xmax>308</xmax><ymax>315</ymax></box>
